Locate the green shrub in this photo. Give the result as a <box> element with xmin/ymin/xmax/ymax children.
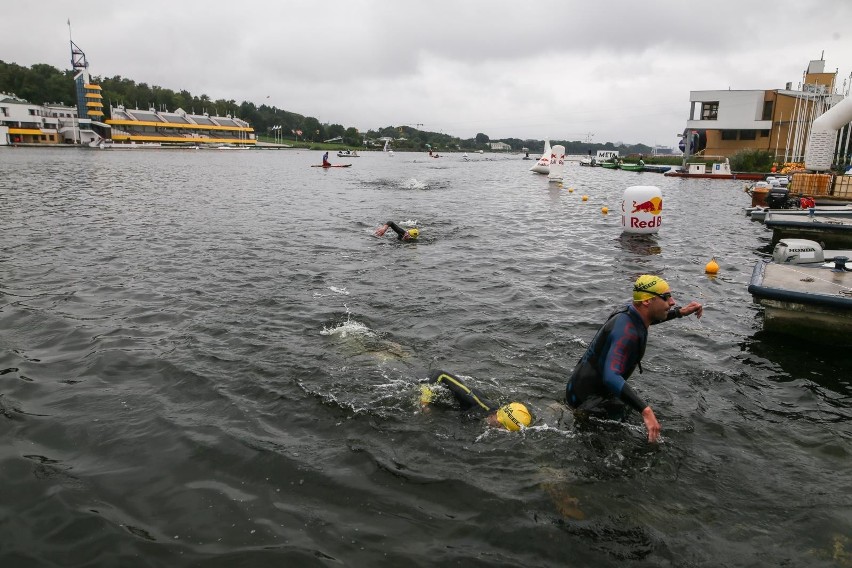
<box><xmin>730</xmin><ymin>149</ymin><xmax>775</xmax><ymax>172</ymax></box>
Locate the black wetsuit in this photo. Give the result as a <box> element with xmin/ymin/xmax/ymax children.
<box><xmin>565</xmin><ymin>303</ymin><xmax>683</xmax><ymax>420</ymax></box>
<box><xmin>424</xmin><ymin>370</ymin><xmax>497</xmax><ymax>414</ymax></box>
<box><xmin>385</xmin><ymin>221</ymin><xmax>408</xmax><ymax>240</ymax></box>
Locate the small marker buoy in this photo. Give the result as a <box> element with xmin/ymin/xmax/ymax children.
<box><xmin>582</xmin><ymin>195</ymin><xmax>589</xmax><ymax>201</ymax></box>
<box><xmin>568</xmin><ymin>188</ymin><xmax>574</xmax><ymax>193</ymax></box>
<box><xmin>705</xmin><ymin>257</ymin><xmax>719</xmax><ymax>275</ymax></box>
<box><xmin>601</xmin><ymin>206</ymin><xmax>608</xmax><ymax>214</ymax></box>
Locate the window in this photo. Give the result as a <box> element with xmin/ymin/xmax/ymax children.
<box><xmin>762</xmin><ymin>101</ymin><xmax>774</xmax><ymax>121</ymax></box>
<box><xmin>739</xmin><ymin>130</ymin><xmax>756</xmax><ymax>140</ymax></box>
<box><xmin>760</xmin><ymin>130</ymin><xmax>770</xmax><ymax>137</ymax></box>
<box><xmin>701</xmin><ymin>102</ymin><xmax>719</xmax><ymax>120</ymax></box>
<box><xmin>721</xmin><ymin>130</ymin><xmax>738</xmax><ymax>140</ymax></box>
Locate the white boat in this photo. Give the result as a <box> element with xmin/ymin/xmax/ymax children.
<box><xmin>530</xmin><ymin>140</ymin><xmax>550</xmax><ymax>175</ymax></box>
<box><xmin>337</xmin><ymin>150</ymin><xmax>360</xmax><ymax>158</ymax></box>
<box><xmin>548</xmin><ymin>145</ymin><xmax>566</xmax><ymax>182</ymax></box>
<box><xmin>749</xmin><ymin>204</ymin><xmax>852</xmax><ymax>223</ymax></box>
<box><xmin>749</xmin><ymin>238</ymin><xmax>852</xmax><ymax>343</ymax></box>
<box><xmin>383</xmin><ymin>139</ymin><xmax>394</xmax><ymax>157</ymax></box>
<box><xmin>764</xmin><ymin>210</ymin><xmax>852</xmax><ymax>248</ymax></box>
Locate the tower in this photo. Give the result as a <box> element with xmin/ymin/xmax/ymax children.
<box><xmin>70</xmin><ymin>37</ymin><xmax>104</xmax><ymax>123</ymax></box>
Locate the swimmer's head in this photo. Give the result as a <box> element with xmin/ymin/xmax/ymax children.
<box><xmin>632</xmin><ymin>274</ymin><xmax>670</xmax><ymax>302</ymax></box>
<box><xmin>404</xmin><ymin>228</ymin><xmax>419</xmax><ymax>240</ymax></box>
<box><xmin>495</xmin><ymin>402</ymin><xmax>533</xmax><ymax>431</ymax></box>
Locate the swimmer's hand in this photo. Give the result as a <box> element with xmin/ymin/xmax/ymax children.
<box><xmin>642</xmin><ymin>406</ymin><xmax>661</xmax><ymax>443</ymax></box>
<box><xmin>374</xmin><ymin>225</ymin><xmax>388</xmax><ymax>237</ymax></box>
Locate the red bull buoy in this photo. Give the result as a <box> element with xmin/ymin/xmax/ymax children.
<box><xmin>622</xmin><ymin>185</ymin><xmax>662</xmax><ymax>234</ymax></box>
<box><xmin>705</xmin><ymin>257</ymin><xmax>719</xmax><ymax>275</ymax></box>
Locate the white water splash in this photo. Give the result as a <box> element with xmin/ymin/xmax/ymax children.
<box><xmin>403</xmin><ymin>178</ymin><xmax>427</xmax><ymax>190</ymax></box>
<box><xmin>320</xmin><ymin>318</ymin><xmax>375</xmax><ymax>339</ymax></box>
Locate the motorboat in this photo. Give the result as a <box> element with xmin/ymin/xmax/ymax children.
<box><xmin>337</xmin><ymin>150</ymin><xmax>360</xmax><ymax>157</ymax></box>
<box><xmin>665</xmin><ymin>160</ymin><xmax>765</xmax><ymax>180</ymax></box>
<box><xmin>749</xmin><ymin>203</ymin><xmax>852</xmax><ymax>223</ymax></box>
<box><xmin>749</xmin><ymin>238</ymin><xmax>852</xmax><ymax>343</ymax></box>
<box><xmin>764</xmin><ymin>210</ymin><xmax>852</xmax><ymax>248</ymax></box>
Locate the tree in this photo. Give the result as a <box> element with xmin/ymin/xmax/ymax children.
<box><xmin>475</xmin><ymin>132</ymin><xmax>490</xmax><ymax>144</ymax></box>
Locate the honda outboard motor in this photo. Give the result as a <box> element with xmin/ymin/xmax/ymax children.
<box><xmin>772</xmin><ymin>238</ymin><xmax>825</xmax><ymax>264</ymax></box>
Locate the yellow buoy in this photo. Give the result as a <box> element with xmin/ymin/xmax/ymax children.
<box><xmin>568</xmin><ymin>188</ymin><xmax>574</xmax><ymax>193</ymax></box>
<box><xmin>582</xmin><ymin>195</ymin><xmax>589</xmax><ymax>201</ymax></box>
<box><xmin>601</xmin><ymin>206</ymin><xmax>608</xmax><ymax>214</ymax></box>
<box><xmin>705</xmin><ymin>257</ymin><xmax>719</xmax><ymax>275</ymax></box>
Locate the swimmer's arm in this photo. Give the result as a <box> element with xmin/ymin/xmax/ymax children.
<box><xmin>386</xmin><ymin>221</ymin><xmax>406</xmax><ymax>239</ymax></box>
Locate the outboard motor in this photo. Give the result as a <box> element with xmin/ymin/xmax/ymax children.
<box><xmin>766</xmin><ymin>186</ymin><xmax>795</xmax><ymax>209</ymax></box>
<box><xmin>772</xmin><ymin>238</ymin><xmax>825</xmax><ymax>264</ymax></box>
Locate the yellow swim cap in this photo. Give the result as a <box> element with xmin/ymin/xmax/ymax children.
<box><xmin>407</xmin><ymin>228</ymin><xmax>419</xmax><ymax>239</ymax></box>
<box><xmin>496</xmin><ymin>403</ymin><xmax>533</xmax><ymax>431</ymax></box>
<box><xmin>633</xmin><ymin>274</ymin><xmax>670</xmax><ymax>301</ymax></box>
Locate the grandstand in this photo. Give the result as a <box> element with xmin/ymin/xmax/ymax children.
<box><xmin>106</xmin><ymin>105</ymin><xmax>255</xmax><ymax>146</ymax></box>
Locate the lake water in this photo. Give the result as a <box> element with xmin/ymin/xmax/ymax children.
<box><xmin>1</xmin><ymin>148</ymin><xmax>850</xmax><ymax>567</ymax></box>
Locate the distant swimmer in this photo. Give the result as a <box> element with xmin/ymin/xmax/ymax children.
<box><xmin>420</xmin><ymin>369</ymin><xmax>533</xmax><ymax>431</ymax></box>
<box><xmin>374</xmin><ymin>221</ymin><xmax>419</xmax><ymax>241</ymax></box>
<box><xmin>565</xmin><ymin>274</ymin><xmax>703</xmax><ymax>443</ymax></box>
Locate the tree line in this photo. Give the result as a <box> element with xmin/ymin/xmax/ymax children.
<box><xmin>1</xmin><ymin>59</ymin><xmax>655</xmax><ymax>154</ymax></box>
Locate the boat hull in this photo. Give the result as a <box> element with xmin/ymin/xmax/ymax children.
<box><xmin>764</xmin><ymin>213</ymin><xmax>852</xmax><ymax>248</ymax></box>
<box><xmin>749</xmin><ymin>259</ymin><xmax>852</xmax><ymax>343</ymax></box>
<box><xmin>620</xmin><ymin>164</ymin><xmax>644</xmax><ymax>172</ymax></box>
<box><xmin>664</xmin><ymin>171</ymin><xmax>765</xmax><ymax>180</ymax></box>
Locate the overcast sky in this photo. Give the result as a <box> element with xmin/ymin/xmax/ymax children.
<box><xmin>3</xmin><ymin>0</ymin><xmax>851</xmax><ymax>147</ymax></box>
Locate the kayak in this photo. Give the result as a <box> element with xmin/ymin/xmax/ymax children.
<box><xmin>311</xmin><ymin>164</ymin><xmax>352</xmax><ymax>168</ymax></box>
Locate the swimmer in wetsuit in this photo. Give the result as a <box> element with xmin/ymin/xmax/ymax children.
<box><xmin>565</xmin><ymin>274</ymin><xmax>703</xmax><ymax>443</ymax></box>
<box><xmin>374</xmin><ymin>221</ymin><xmax>419</xmax><ymax>241</ymax></box>
<box><xmin>420</xmin><ymin>369</ymin><xmax>532</xmax><ymax>431</ymax></box>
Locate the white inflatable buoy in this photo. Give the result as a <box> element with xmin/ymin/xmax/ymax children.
<box><xmin>621</xmin><ymin>185</ymin><xmax>662</xmax><ymax>234</ymax></box>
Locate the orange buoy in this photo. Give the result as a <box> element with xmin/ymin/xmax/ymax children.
<box><xmin>582</xmin><ymin>195</ymin><xmax>589</xmax><ymax>201</ymax></box>
<box><xmin>705</xmin><ymin>257</ymin><xmax>719</xmax><ymax>275</ymax></box>
<box><xmin>601</xmin><ymin>206</ymin><xmax>608</xmax><ymax>214</ymax></box>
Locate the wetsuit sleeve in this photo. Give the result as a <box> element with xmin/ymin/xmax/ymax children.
<box><xmin>426</xmin><ymin>370</ymin><xmax>496</xmax><ymax>412</ymax></box>
<box><xmin>598</xmin><ymin>319</ymin><xmax>647</xmax><ymax>412</ymax></box>
<box><xmin>619</xmin><ymin>382</ymin><xmax>648</xmax><ymax>412</ymax></box>
<box><xmin>386</xmin><ymin>221</ymin><xmax>406</xmax><ymax>239</ymax></box>
<box><xmin>652</xmin><ymin>306</ymin><xmax>683</xmax><ymax>325</ymax></box>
